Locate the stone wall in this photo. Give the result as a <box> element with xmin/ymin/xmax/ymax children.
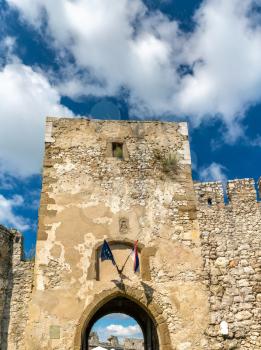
<box><xmin>124</xmin><ymin>337</ymin><xmax>144</xmax><ymax>350</ymax></box>
<box><xmin>0</xmin><ymin>226</ymin><xmax>34</xmax><ymax>350</ymax></box>
<box><xmin>88</xmin><ymin>331</ymin><xmax>144</xmax><ymax>350</ymax></box>
<box><xmin>0</xmin><ymin>225</ymin><xmax>13</xmax><ymax>347</ymax></box>
<box><xmin>195</xmin><ymin>178</ymin><xmax>261</xmax><ymax>350</ymax></box>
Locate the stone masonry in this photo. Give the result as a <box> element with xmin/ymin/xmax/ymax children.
<box><xmin>0</xmin><ymin>225</ymin><xmax>13</xmax><ymax>347</ymax></box>
<box><xmin>0</xmin><ymin>118</ymin><xmax>260</xmax><ymax>350</ymax></box>
<box><xmin>88</xmin><ymin>331</ymin><xmax>144</xmax><ymax>350</ymax></box>
<box><xmin>195</xmin><ymin>179</ymin><xmax>261</xmax><ymax>349</ymax></box>
<box><xmin>0</xmin><ymin>225</ymin><xmax>34</xmax><ymax>350</ymax></box>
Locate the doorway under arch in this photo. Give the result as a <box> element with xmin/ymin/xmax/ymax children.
<box><xmin>89</xmin><ymin>313</ymin><xmax>144</xmax><ymax>349</ymax></box>
<box><xmin>82</xmin><ymin>296</ymin><xmax>159</xmax><ymax>350</ymax></box>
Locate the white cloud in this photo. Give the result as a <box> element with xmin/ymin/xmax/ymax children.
<box><xmin>102</xmin><ymin>313</ymin><xmax>130</xmax><ymax>321</ymax></box>
<box><xmin>176</xmin><ymin>0</ymin><xmax>261</xmax><ymax>141</ymax></box>
<box><xmin>249</xmin><ymin>135</ymin><xmax>261</xmax><ymax>147</ymax></box>
<box><xmin>0</xmin><ymin>168</ymin><xmax>15</xmax><ymax>190</ymax></box>
<box><xmin>106</xmin><ymin>324</ymin><xmax>142</xmax><ymax>337</ymax></box>
<box><xmin>6</xmin><ymin>0</ymin><xmax>261</xmax><ymax>141</ymax></box>
<box><xmin>0</xmin><ymin>60</ymin><xmax>74</xmax><ymax>177</ymax></box>
<box><xmin>0</xmin><ymin>194</ymin><xmax>29</xmax><ymax>231</ymax></box>
<box><xmin>199</xmin><ymin>162</ymin><xmax>227</xmax><ymax>183</ymax></box>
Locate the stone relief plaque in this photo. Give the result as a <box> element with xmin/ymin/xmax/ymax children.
<box><xmin>49</xmin><ymin>325</ymin><xmax>60</xmax><ymax>339</ymax></box>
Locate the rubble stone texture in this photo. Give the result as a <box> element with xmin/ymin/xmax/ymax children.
<box><xmin>194</xmin><ymin>179</ymin><xmax>261</xmax><ymax>350</ymax></box>
<box><xmin>0</xmin><ymin>226</ymin><xmax>34</xmax><ymax>349</ymax></box>
<box><xmin>88</xmin><ymin>331</ymin><xmax>144</xmax><ymax>350</ymax></box>
<box><xmin>0</xmin><ymin>118</ymin><xmax>260</xmax><ymax>350</ymax></box>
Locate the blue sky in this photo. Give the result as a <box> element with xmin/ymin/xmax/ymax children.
<box><xmin>92</xmin><ymin>313</ymin><xmax>143</xmax><ymax>343</ymax></box>
<box><xmin>0</xmin><ymin>0</ymin><xmax>261</xmax><ymax>258</ymax></box>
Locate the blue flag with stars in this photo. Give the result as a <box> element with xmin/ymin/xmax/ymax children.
<box><xmin>101</xmin><ymin>240</ymin><xmax>116</xmax><ymax>265</ymax></box>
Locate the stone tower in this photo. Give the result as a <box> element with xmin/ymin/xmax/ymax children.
<box><xmin>2</xmin><ymin>117</ymin><xmax>260</xmax><ymax>350</ymax></box>
<box><xmin>24</xmin><ymin>118</ymin><xmax>209</xmax><ymax>349</ymax></box>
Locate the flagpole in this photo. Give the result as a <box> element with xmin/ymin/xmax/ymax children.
<box><xmin>119</xmin><ymin>249</ymin><xmax>133</xmax><ymax>275</ymax></box>
<box><xmin>100</xmin><ymin>240</ymin><xmax>139</xmax><ymax>278</ymax></box>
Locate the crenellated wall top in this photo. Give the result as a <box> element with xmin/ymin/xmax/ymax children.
<box><xmin>194</xmin><ymin>178</ymin><xmax>260</xmax><ymax>207</ymax></box>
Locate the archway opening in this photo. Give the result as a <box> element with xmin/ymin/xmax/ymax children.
<box><xmin>82</xmin><ymin>296</ymin><xmax>159</xmax><ymax>350</ymax></box>
<box><xmin>89</xmin><ymin>313</ymin><xmax>144</xmax><ymax>349</ymax></box>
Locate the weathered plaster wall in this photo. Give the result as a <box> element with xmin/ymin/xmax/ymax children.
<box><xmin>0</xmin><ymin>227</ymin><xmax>34</xmax><ymax>350</ymax></box>
<box><xmin>195</xmin><ymin>179</ymin><xmax>261</xmax><ymax>350</ymax></box>
<box><xmin>25</xmin><ymin>118</ymin><xmax>209</xmax><ymax>350</ymax></box>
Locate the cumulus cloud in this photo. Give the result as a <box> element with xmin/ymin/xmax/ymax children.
<box><xmin>199</xmin><ymin>162</ymin><xmax>228</xmax><ymax>183</ymax></box>
<box><xmin>6</xmin><ymin>0</ymin><xmax>261</xmax><ymax>140</ymax></box>
<box><xmin>0</xmin><ymin>194</ymin><xmax>29</xmax><ymax>231</ymax></box>
<box><xmin>106</xmin><ymin>324</ymin><xmax>142</xmax><ymax>337</ymax></box>
<box><xmin>0</xmin><ymin>168</ymin><xmax>15</xmax><ymax>190</ymax></box>
<box><xmin>0</xmin><ymin>60</ymin><xmax>74</xmax><ymax>177</ymax></box>
<box><xmin>176</xmin><ymin>0</ymin><xmax>261</xmax><ymax>141</ymax></box>
<box><xmin>249</xmin><ymin>134</ymin><xmax>261</xmax><ymax>147</ymax></box>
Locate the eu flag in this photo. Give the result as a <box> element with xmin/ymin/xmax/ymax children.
<box><xmin>101</xmin><ymin>240</ymin><xmax>116</xmax><ymax>265</ymax></box>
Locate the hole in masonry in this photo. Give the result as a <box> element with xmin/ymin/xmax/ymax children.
<box><xmin>207</xmin><ymin>198</ymin><xmax>213</xmax><ymax>206</ymax></box>
<box><xmin>112</xmin><ymin>142</ymin><xmax>124</xmax><ymax>159</ymax></box>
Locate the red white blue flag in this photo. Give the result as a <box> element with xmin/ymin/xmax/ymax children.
<box><xmin>133</xmin><ymin>240</ymin><xmax>140</xmax><ymax>273</ymax></box>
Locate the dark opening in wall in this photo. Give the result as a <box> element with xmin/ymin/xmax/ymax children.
<box><xmin>112</xmin><ymin>142</ymin><xmax>124</xmax><ymax>159</ymax></box>
<box><xmin>207</xmin><ymin>198</ymin><xmax>213</xmax><ymax>206</ymax></box>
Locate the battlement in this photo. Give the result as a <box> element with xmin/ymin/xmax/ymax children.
<box><xmin>194</xmin><ymin>181</ymin><xmax>224</xmax><ymax>206</ymax></box>
<box><xmin>194</xmin><ymin>178</ymin><xmax>260</xmax><ymax>207</ymax></box>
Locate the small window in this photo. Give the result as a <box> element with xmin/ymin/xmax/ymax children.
<box><xmin>112</xmin><ymin>142</ymin><xmax>123</xmax><ymax>159</ymax></box>
<box><xmin>207</xmin><ymin>198</ymin><xmax>212</xmax><ymax>206</ymax></box>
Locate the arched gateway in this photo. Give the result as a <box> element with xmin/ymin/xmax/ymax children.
<box><xmin>74</xmin><ymin>288</ymin><xmax>171</xmax><ymax>350</ymax></box>
<box><xmin>83</xmin><ymin>296</ymin><xmax>157</xmax><ymax>349</ymax></box>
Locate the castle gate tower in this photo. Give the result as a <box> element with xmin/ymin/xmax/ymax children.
<box><xmin>24</xmin><ymin>118</ymin><xmax>209</xmax><ymax>349</ymax></box>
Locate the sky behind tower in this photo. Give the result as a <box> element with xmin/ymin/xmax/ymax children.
<box><xmin>0</xmin><ymin>0</ymin><xmax>260</xmax><ymax>255</ymax></box>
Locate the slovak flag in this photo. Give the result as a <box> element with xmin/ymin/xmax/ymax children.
<box><xmin>133</xmin><ymin>240</ymin><xmax>140</xmax><ymax>273</ymax></box>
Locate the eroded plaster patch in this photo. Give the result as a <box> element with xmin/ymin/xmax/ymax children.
<box><xmin>74</xmin><ymin>233</ymin><xmax>95</xmax><ymax>299</ymax></box>
<box><xmin>92</xmin><ymin>217</ymin><xmax>112</xmax><ymax>225</ymax></box>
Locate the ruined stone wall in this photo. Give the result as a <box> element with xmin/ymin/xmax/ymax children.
<box><xmin>88</xmin><ymin>332</ymin><xmax>144</xmax><ymax>350</ymax></box>
<box><xmin>25</xmin><ymin>118</ymin><xmax>209</xmax><ymax>350</ymax></box>
<box><xmin>0</xmin><ymin>225</ymin><xmax>13</xmax><ymax>347</ymax></box>
<box><xmin>6</xmin><ymin>232</ymin><xmax>34</xmax><ymax>350</ymax></box>
<box><xmin>124</xmin><ymin>337</ymin><xmax>144</xmax><ymax>350</ymax></box>
<box><xmin>195</xmin><ymin>178</ymin><xmax>261</xmax><ymax>350</ymax></box>
<box><xmin>0</xmin><ymin>227</ymin><xmax>34</xmax><ymax>350</ymax></box>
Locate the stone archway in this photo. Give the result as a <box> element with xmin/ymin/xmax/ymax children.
<box><xmin>84</xmin><ymin>296</ymin><xmax>156</xmax><ymax>349</ymax></box>
<box><xmin>74</xmin><ymin>287</ymin><xmax>172</xmax><ymax>350</ymax></box>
